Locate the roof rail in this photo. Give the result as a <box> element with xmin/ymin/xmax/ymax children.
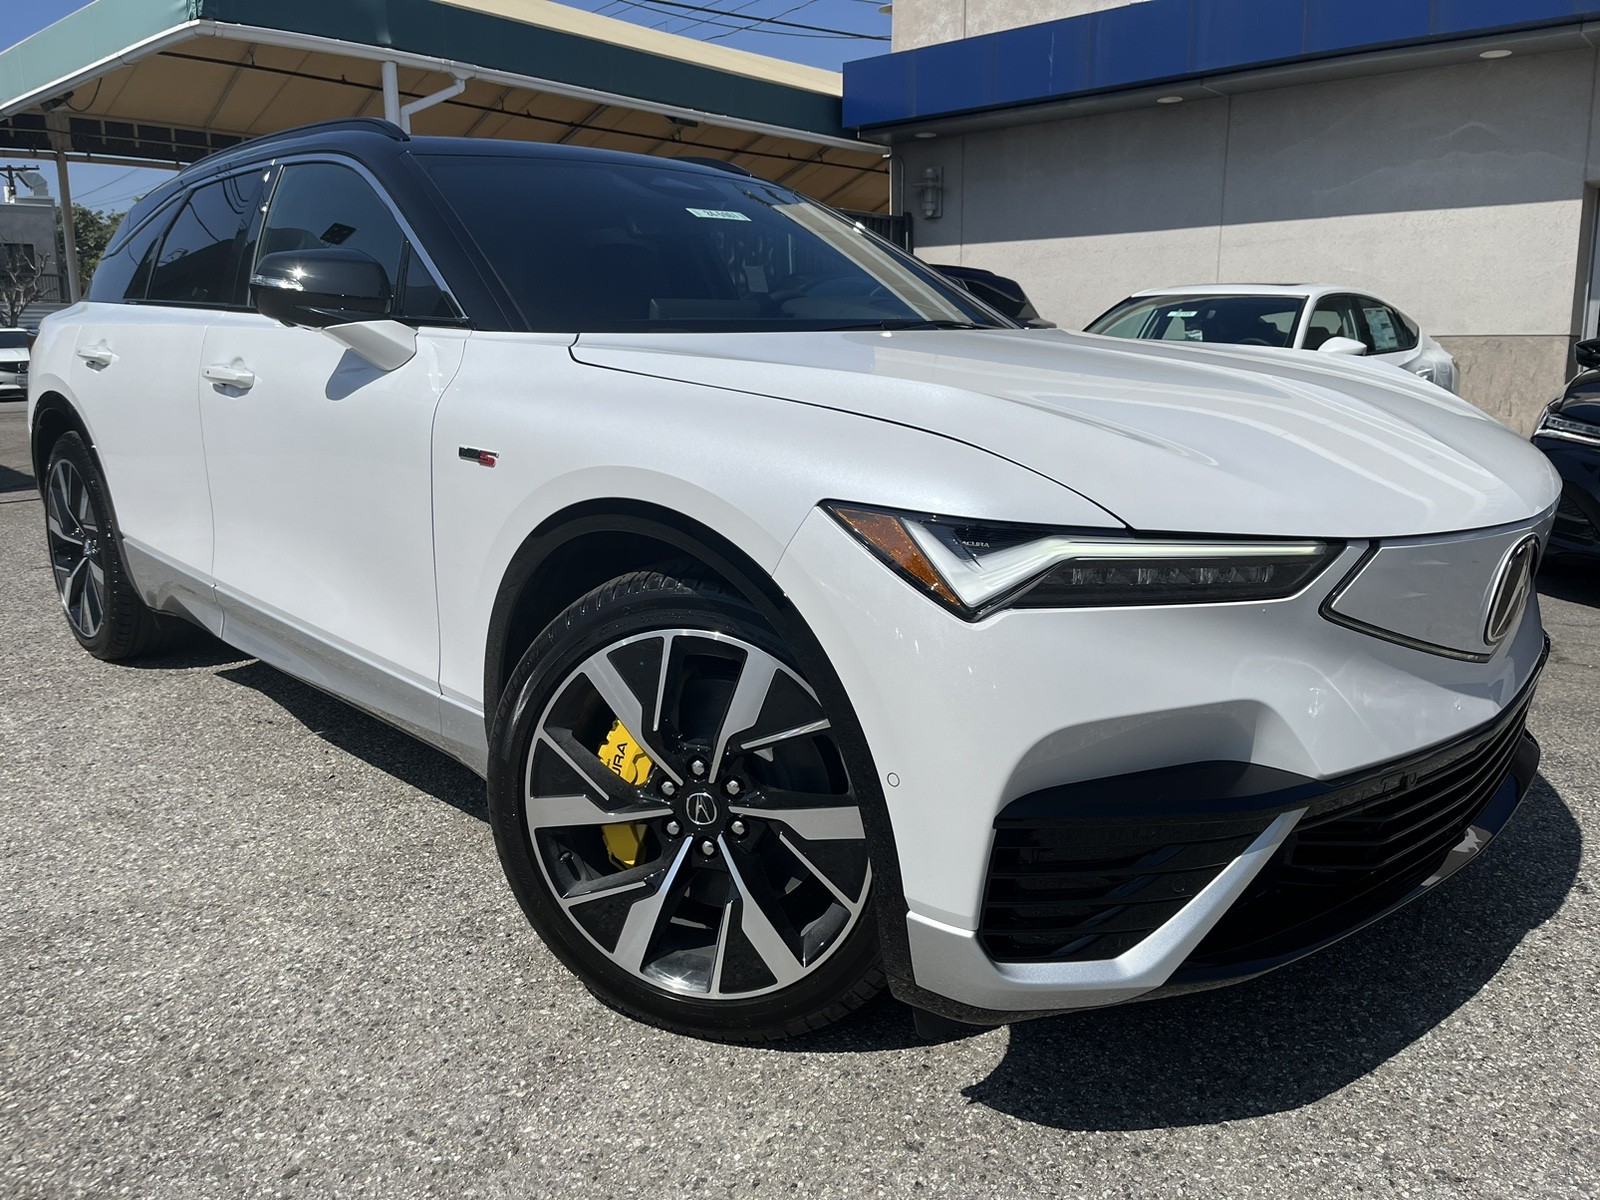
<box><xmin>195</xmin><ymin>118</ymin><xmax>408</xmax><ymax>173</ymax></box>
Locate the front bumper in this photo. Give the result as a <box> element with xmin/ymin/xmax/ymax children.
<box><xmin>913</xmin><ymin>653</ymin><xmax>1541</xmax><ymax>1019</ymax></box>
<box><xmin>774</xmin><ymin>508</ymin><xmax>1551</xmax><ymax>1020</ymax></box>
<box><xmin>0</xmin><ymin>366</ymin><xmax>25</xmax><ymax>394</ymax></box>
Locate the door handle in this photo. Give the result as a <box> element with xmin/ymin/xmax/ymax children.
<box><xmin>202</xmin><ymin>363</ymin><xmax>256</xmax><ymax>389</ymax></box>
<box><xmin>75</xmin><ymin>343</ymin><xmax>113</xmax><ymax>368</ymax></box>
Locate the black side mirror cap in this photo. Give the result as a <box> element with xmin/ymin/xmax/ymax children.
<box><xmin>250</xmin><ymin>248</ymin><xmax>391</xmax><ymax>329</ymax></box>
<box><xmin>1577</xmin><ymin>338</ymin><xmax>1600</xmax><ymax>372</ymax></box>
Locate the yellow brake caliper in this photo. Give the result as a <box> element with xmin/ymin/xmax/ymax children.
<box><xmin>598</xmin><ymin>719</ymin><xmax>653</xmax><ymax>869</ymax></box>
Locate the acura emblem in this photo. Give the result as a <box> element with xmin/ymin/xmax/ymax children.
<box><xmin>1484</xmin><ymin>536</ymin><xmax>1540</xmax><ymax>646</ymax></box>
<box><xmin>684</xmin><ymin>791</ymin><xmax>719</xmax><ymax>827</ymax></box>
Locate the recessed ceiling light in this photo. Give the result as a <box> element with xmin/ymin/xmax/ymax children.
<box><xmin>1157</xmin><ymin>95</ymin><xmax>1185</xmax><ymax>105</ymax></box>
<box><xmin>913</xmin><ymin>130</ymin><xmax>938</xmax><ymax>139</ymax></box>
<box><xmin>1480</xmin><ymin>49</ymin><xmax>1513</xmax><ymax>59</ymax></box>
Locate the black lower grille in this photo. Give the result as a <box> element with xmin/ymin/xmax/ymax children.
<box><xmin>980</xmin><ymin>824</ymin><xmax>1262</xmax><ymax>961</ymax></box>
<box><xmin>981</xmin><ymin>663</ymin><xmax>1542</xmax><ymax>968</ymax></box>
<box><xmin>1184</xmin><ymin>690</ymin><xmax>1534</xmax><ymax>969</ymax></box>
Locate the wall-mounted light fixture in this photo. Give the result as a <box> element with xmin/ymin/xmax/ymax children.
<box><xmin>915</xmin><ymin>165</ymin><xmax>944</xmax><ymax>219</ymax></box>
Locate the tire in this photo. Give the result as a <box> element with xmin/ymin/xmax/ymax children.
<box><xmin>43</xmin><ymin>432</ymin><xmax>190</xmax><ymax>661</ymax></box>
<box><xmin>488</xmin><ymin>568</ymin><xmax>884</xmax><ymax>1041</ymax></box>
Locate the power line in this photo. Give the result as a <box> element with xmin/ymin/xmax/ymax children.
<box><xmin>704</xmin><ymin>0</ymin><xmax>835</xmax><ymax>43</ymax></box>
<box><xmin>70</xmin><ymin>167</ymin><xmax>143</xmax><ymax>203</ymax></box>
<box><xmin>583</xmin><ymin>0</ymin><xmax>887</xmax><ymax>39</ymax></box>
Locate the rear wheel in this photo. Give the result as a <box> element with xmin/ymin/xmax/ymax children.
<box><xmin>488</xmin><ymin>568</ymin><xmax>883</xmax><ymax>1041</ymax></box>
<box><xmin>44</xmin><ymin>433</ymin><xmax>188</xmax><ymax>660</ymax></box>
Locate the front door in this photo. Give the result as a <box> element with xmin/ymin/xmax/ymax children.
<box><xmin>199</xmin><ymin>159</ymin><xmax>467</xmax><ymax>743</ymax></box>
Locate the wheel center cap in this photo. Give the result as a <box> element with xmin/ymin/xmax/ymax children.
<box><xmin>683</xmin><ymin>791</ymin><xmax>719</xmax><ymax>828</ymax></box>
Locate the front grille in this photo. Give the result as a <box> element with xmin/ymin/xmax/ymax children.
<box><xmin>1183</xmin><ymin>688</ymin><xmax>1535</xmax><ymax>970</ymax></box>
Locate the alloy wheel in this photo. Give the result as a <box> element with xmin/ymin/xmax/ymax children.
<box><xmin>525</xmin><ymin>630</ymin><xmax>872</xmax><ymax>999</ymax></box>
<box><xmin>45</xmin><ymin>458</ymin><xmax>106</xmax><ymax>639</ymax></box>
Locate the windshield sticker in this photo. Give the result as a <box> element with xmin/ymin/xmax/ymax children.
<box><xmin>686</xmin><ymin>208</ymin><xmax>751</xmax><ymax>221</ymax></box>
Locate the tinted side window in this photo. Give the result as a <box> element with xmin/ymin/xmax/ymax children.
<box><xmin>258</xmin><ymin>162</ymin><xmax>456</xmax><ymax>321</ymax></box>
<box><xmin>147</xmin><ymin>174</ymin><xmax>262</xmax><ymax>306</ymax></box>
<box><xmin>88</xmin><ymin>200</ymin><xmax>180</xmax><ymax>303</ymax></box>
<box><xmin>1358</xmin><ymin>297</ymin><xmax>1419</xmax><ymax>353</ymax></box>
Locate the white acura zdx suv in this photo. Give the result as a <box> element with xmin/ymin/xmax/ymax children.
<box><xmin>29</xmin><ymin>121</ymin><xmax>1558</xmax><ymax>1041</ymax></box>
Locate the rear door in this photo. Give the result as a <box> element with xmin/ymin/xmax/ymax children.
<box><xmin>64</xmin><ymin>169</ymin><xmax>267</xmax><ymax>628</ymax></box>
<box><xmin>199</xmin><ymin>158</ymin><xmax>467</xmax><ymax>743</ymax></box>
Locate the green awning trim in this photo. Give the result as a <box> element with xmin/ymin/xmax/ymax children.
<box><xmin>0</xmin><ymin>0</ymin><xmax>851</xmax><ymax>139</ymax></box>
<box><xmin>0</xmin><ymin>0</ymin><xmax>192</xmax><ymax>117</ymax></box>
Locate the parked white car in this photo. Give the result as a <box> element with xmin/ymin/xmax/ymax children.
<box><xmin>0</xmin><ymin>327</ymin><xmax>29</xmax><ymax>397</ymax></box>
<box><xmin>1087</xmin><ymin>284</ymin><xmax>1459</xmax><ymax>391</ymax></box>
<box><xmin>28</xmin><ymin>122</ymin><xmax>1557</xmax><ymax>1040</ymax></box>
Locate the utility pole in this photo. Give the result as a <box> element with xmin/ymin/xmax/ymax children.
<box><xmin>0</xmin><ymin>163</ymin><xmax>43</xmax><ymax>204</ymax></box>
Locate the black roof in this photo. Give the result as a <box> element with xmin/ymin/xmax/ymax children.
<box><xmin>167</xmin><ymin>117</ymin><xmax>763</xmax><ymax>191</ymax></box>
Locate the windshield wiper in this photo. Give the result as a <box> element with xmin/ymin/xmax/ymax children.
<box><xmin>863</xmin><ymin>319</ymin><xmax>993</xmax><ymax>331</ymax></box>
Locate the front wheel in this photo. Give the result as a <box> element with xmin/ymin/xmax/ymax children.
<box><xmin>488</xmin><ymin>569</ymin><xmax>883</xmax><ymax>1041</ymax></box>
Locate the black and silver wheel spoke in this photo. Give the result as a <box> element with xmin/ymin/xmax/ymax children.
<box><xmin>575</xmin><ymin>648</ymin><xmax>684</xmax><ymax>786</ymax></box>
<box><xmin>528</xmin><ymin>628</ymin><xmax>871</xmax><ymax>1000</ymax></box>
<box><xmin>716</xmin><ymin>836</ymin><xmax>808</xmax><ymax>991</ymax></box>
<box><xmin>732</xmin><ymin>786</ymin><xmax>865</xmax><ymax>842</ymax></box>
<box><xmin>608</xmin><ymin>840</ymin><xmax>694</xmax><ymax>974</ymax></box>
<box><xmin>526</xmin><ymin>788</ymin><xmax>669</xmax><ymax>832</ymax></box>
<box><xmin>708</xmin><ymin>646</ymin><xmax>781</xmax><ymax>780</ymax></box>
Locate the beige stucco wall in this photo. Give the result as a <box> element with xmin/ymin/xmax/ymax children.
<box><xmin>892</xmin><ymin>0</ymin><xmax>1146</xmax><ymax>50</ymax></box>
<box><xmin>902</xmin><ymin>50</ymin><xmax>1600</xmax><ymax>432</ymax></box>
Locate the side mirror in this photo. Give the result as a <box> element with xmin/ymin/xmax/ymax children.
<box><xmin>1576</xmin><ymin>338</ymin><xmax>1600</xmax><ymax>371</ymax></box>
<box><xmin>251</xmin><ymin>249</ymin><xmax>391</xmax><ymax>329</ymax></box>
<box><xmin>1316</xmin><ymin>335</ymin><xmax>1368</xmax><ymax>357</ymax></box>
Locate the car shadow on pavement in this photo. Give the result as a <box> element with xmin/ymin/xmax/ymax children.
<box><xmin>122</xmin><ymin>632</ymin><xmax>253</xmax><ymax>671</ymax></box>
<box><xmin>957</xmin><ymin>775</ymin><xmax>1580</xmax><ymax>1130</ymax></box>
<box><xmin>0</xmin><ymin>461</ymin><xmax>35</xmax><ymax>492</ymax></box>
<box><xmin>1538</xmin><ymin>561</ymin><xmax>1600</xmax><ymax>607</ymax></box>
<box><xmin>214</xmin><ymin>659</ymin><xmax>489</xmax><ymax>822</ymax></box>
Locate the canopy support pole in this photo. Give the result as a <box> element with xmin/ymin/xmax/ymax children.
<box><xmin>381</xmin><ymin>60</ymin><xmax>401</xmax><ymax>126</ymax></box>
<box><xmin>53</xmin><ymin>151</ymin><xmax>79</xmax><ymax>303</ymax></box>
<box><xmin>44</xmin><ymin>111</ymin><xmax>80</xmax><ymax>303</ymax></box>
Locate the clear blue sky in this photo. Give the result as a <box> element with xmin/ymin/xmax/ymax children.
<box><xmin>0</xmin><ymin>0</ymin><xmax>890</xmax><ymax>216</ymax></box>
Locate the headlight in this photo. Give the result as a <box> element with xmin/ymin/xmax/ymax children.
<box><xmin>824</xmin><ymin>504</ymin><xmax>1344</xmax><ymax>620</ymax></box>
<box><xmin>1536</xmin><ymin>412</ymin><xmax>1600</xmax><ymax>447</ymax></box>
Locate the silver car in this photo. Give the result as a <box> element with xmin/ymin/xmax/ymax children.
<box><xmin>0</xmin><ymin>328</ymin><xmax>28</xmax><ymax>398</ymax></box>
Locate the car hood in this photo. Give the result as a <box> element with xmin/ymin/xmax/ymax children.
<box><xmin>571</xmin><ymin>329</ymin><xmax>1558</xmax><ymax>538</ymax></box>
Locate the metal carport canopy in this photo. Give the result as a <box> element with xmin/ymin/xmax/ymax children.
<box><xmin>0</xmin><ymin>0</ymin><xmax>890</xmax><ymax>215</ymax></box>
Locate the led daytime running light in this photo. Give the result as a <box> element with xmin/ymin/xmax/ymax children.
<box><xmin>1537</xmin><ymin>413</ymin><xmax>1600</xmax><ymax>446</ymax></box>
<box><xmin>825</xmin><ymin>503</ymin><xmax>1341</xmax><ymax>619</ymax></box>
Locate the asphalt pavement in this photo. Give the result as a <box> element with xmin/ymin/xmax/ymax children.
<box><xmin>2</xmin><ymin>399</ymin><xmax>1598</xmax><ymax>1198</ymax></box>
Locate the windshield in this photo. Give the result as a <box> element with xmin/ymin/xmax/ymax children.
<box><xmin>1087</xmin><ymin>294</ymin><xmax>1306</xmax><ymax>348</ymax></box>
<box><xmin>423</xmin><ymin>155</ymin><xmax>1009</xmax><ymax>333</ymax></box>
<box><xmin>0</xmin><ymin>331</ymin><xmax>27</xmax><ymax>350</ymax></box>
